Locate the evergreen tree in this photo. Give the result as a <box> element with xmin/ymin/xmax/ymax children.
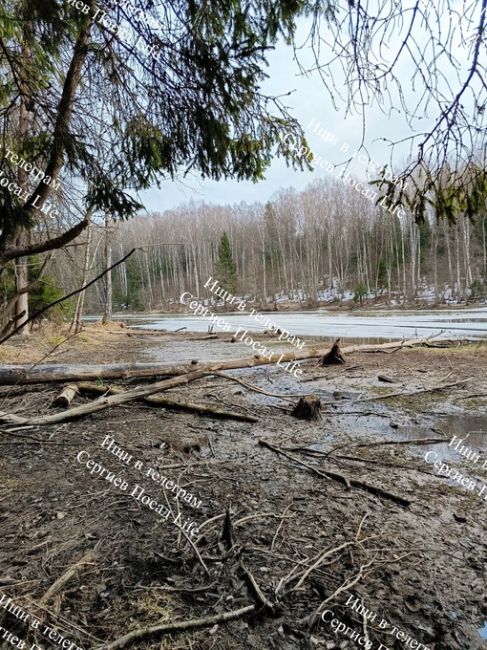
<box><xmin>216</xmin><ymin>232</ymin><xmax>237</xmax><ymax>295</ymax></box>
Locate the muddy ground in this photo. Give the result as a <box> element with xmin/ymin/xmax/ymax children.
<box><xmin>0</xmin><ymin>325</ymin><xmax>486</xmax><ymax>650</ymax></box>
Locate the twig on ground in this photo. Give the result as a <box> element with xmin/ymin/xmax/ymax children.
<box><xmin>305</xmin><ymin>559</ymin><xmax>376</xmax><ymax>629</ymax></box>
<box><xmin>271</xmin><ymin>503</ymin><xmax>293</xmax><ymax>551</ymax></box>
<box><xmin>357</xmin><ymin>379</ymin><xmax>471</xmax><ymax>403</ymax></box>
<box><xmin>39</xmin><ymin>550</ymin><xmax>96</xmax><ymax>606</ymax></box>
<box><xmin>212</xmin><ymin>372</ymin><xmax>306</xmax><ymax>400</ymax></box>
<box><xmin>240</xmin><ymin>564</ymin><xmax>275</xmax><ymax>613</ymax></box>
<box><xmin>98</xmin><ymin>604</ymin><xmax>256</xmax><ymax>650</ymax></box>
<box><xmin>259</xmin><ymin>440</ymin><xmax>411</xmax><ymax>507</ymax></box>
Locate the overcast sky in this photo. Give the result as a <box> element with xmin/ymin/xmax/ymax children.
<box><xmin>139</xmin><ymin>4</ymin><xmax>463</xmax><ymax>214</ymax></box>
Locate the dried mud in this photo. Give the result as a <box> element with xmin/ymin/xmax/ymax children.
<box><xmin>1</xmin><ymin>328</ymin><xmax>486</xmax><ymax>650</ymax></box>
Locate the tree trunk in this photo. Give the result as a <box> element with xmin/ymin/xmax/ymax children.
<box><xmin>483</xmin><ymin>215</ymin><xmax>487</xmax><ymax>281</ymax></box>
<box><xmin>14</xmin><ymin>254</ymin><xmax>30</xmax><ymax>336</ymax></box>
<box><xmin>102</xmin><ymin>212</ymin><xmax>113</xmax><ymax>324</ymax></box>
<box><xmin>14</xmin><ymin>79</ymin><xmax>32</xmax><ymax>336</ymax></box>
<box><xmin>71</xmin><ymin>216</ymin><xmax>92</xmax><ymax>333</ymax></box>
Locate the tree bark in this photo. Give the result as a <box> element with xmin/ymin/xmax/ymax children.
<box><xmin>14</xmin><ymin>66</ymin><xmax>32</xmax><ymax>335</ymax></box>
<box><xmin>14</xmin><ymin>255</ymin><xmax>30</xmax><ymax>336</ymax></box>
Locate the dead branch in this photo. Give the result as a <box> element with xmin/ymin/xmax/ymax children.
<box><xmin>284</xmin><ymin>541</ymin><xmax>356</xmax><ymax>594</ymax></box>
<box><xmin>39</xmin><ymin>550</ymin><xmax>96</xmax><ymax>606</ymax></box>
<box><xmin>259</xmin><ymin>439</ymin><xmax>331</xmax><ymax>482</ymax></box>
<box><xmin>240</xmin><ymin>564</ymin><xmax>276</xmax><ymax>613</ymax></box>
<box><xmin>0</xmin><ymin>369</ymin><xmax>213</xmax><ymax>426</ymax></box>
<box><xmin>211</xmin><ymin>372</ymin><xmax>305</xmax><ymax>399</ymax></box>
<box><xmin>77</xmin><ymin>382</ymin><xmax>258</xmax><ymax>423</ymax></box>
<box><xmin>258</xmin><ymin>440</ymin><xmax>411</xmax><ymax>507</ymax></box>
<box><xmin>98</xmin><ymin>604</ymin><xmax>256</xmax><ymax>650</ymax></box>
<box><xmin>323</xmin><ymin>436</ymin><xmax>448</xmax><ymax>458</ymax></box>
<box><xmin>358</xmin><ymin>378</ymin><xmax>471</xmax><ymax>403</ymax></box>
<box><xmin>271</xmin><ymin>503</ymin><xmax>292</xmax><ymax>551</ymax></box>
<box><xmin>306</xmin><ymin>559</ymin><xmax>376</xmax><ymax>629</ymax></box>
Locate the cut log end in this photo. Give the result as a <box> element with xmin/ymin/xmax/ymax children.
<box><xmin>291</xmin><ymin>395</ymin><xmax>321</xmax><ymax>420</ymax></box>
<box><xmin>320</xmin><ymin>339</ymin><xmax>345</xmax><ymax>366</ymax></box>
<box><xmin>53</xmin><ymin>384</ymin><xmax>79</xmax><ymax>407</ymax></box>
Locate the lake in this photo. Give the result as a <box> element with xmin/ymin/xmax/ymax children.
<box><xmin>106</xmin><ymin>306</ymin><xmax>487</xmax><ymax>340</ymax></box>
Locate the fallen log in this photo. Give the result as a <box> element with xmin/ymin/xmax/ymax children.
<box><xmin>76</xmin><ymin>382</ymin><xmax>258</xmax><ymax>423</ymax></box>
<box><xmin>0</xmin><ymin>369</ymin><xmax>213</xmax><ymax>426</ymax></box>
<box><xmin>0</xmin><ymin>362</ymin><xmax>176</xmax><ymax>386</ymax></box>
<box><xmin>0</xmin><ymin>337</ymin><xmax>464</xmax><ymax>386</ymax></box>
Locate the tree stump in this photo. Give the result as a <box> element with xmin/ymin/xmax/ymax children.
<box><xmin>320</xmin><ymin>338</ymin><xmax>345</xmax><ymax>366</ymax></box>
<box><xmin>220</xmin><ymin>507</ymin><xmax>235</xmax><ymax>550</ymax></box>
<box><xmin>292</xmin><ymin>395</ymin><xmax>321</xmax><ymax>420</ymax></box>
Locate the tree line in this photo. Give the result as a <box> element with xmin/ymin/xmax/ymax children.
<box><xmin>53</xmin><ymin>177</ymin><xmax>487</xmax><ymax>315</ymax></box>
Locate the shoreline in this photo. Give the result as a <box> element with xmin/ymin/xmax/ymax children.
<box><xmin>87</xmin><ymin>300</ymin><xmax>487</xmax><ymax>319</ymax></box>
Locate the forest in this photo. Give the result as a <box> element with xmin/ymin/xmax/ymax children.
<box><xmin>51</xmin><ymin>178</ymin><xmax>487</xmax><ymax>318</ymax></box>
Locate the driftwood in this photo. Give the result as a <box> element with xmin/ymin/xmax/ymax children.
<box><xmin>291</xmin><ymin>395</ymin><xmax>321</xmax><ymax>420</ymax></box>
<box><xmin>258</xmin><ymin>440</ymin><xmax>411</xmax><ymax>507</ymax></box>
<box><xmin>0</xmin><ymin>337</ymin><xmax>462</xmax><ymax>386</ymax></box>
<box><xmin>320</xmin><ymin>338</ymin><xmax>345</xmax><ymax>365</ymax></box>
<box><xmin>76</xmin><ymin>382</ymin><xmax>258</xmax><ymax>423</ymax></box>
<box><xmin>53</xmin><ymin>384</ymin><xmax>79</xmax><ymax>407</ymax></box>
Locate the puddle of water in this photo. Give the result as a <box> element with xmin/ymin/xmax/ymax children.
<box><xmin>479</xmin><ymin>621</ymin><xmax>487</xmax><ymax>639</ymax></box>
<box><xmin>395</xmin><ymin>416</ymin><xmax>487</xmax><ymax>460</ymax></box>
<box><xmin>437</xmin><ymin>415</ymin><xmax>487</xmax><ymax>453</ymax></box>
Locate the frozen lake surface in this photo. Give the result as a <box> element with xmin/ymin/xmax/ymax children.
<box><xmin>107</xmin><ymin>307</ymin><xmax>487</xmax><ymax>340</ymax></box>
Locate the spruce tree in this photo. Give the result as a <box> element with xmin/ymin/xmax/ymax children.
<box><xmin>216</xmin><ymin>232</ymin><xmax>237</xmax><ymax>295</ymax></box>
